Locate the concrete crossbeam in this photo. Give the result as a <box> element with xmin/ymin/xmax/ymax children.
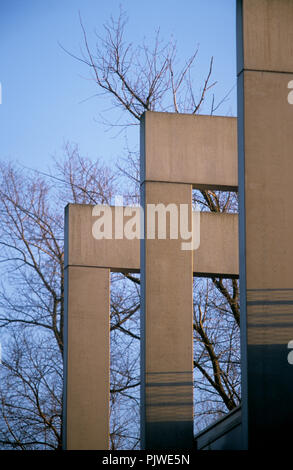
<box><xmin>65</xmin><ymin>204</ymin><xmax>239</xmax><ymax>277</ymax></box>
<box><xmin>65</xmin><ymin>204</ymin><xmax>140</xmax><ymax>273</ymax></box>
<box><xmin>196</xmin><ymin>212</ymin><xmax>238</xmax><ymax>278</ymax></box>
<box><xmin>141</xmin><ymin>112</ymin><xmax>238</xmax><ymax>191</ymax></box>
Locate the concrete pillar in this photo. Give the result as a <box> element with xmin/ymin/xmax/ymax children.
<box><xmin>140</xmin><ymin>181</ymin><xmax>194</xmax><ymax>449</ymax></box>
<box><xmin>63</xmin><ymin>207</ymin><xmax>110</xmax><ymax>450</ymax></box>
<box><xmin>237</xmin><ymin>0</ymin><xmax>293</xmax><ymax>449</ymax></box>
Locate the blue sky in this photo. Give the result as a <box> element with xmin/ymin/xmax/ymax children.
<box><xmin>0</xmin><ymin>0</ymin><xmax>237</xmax><ymax>171</ymax></box>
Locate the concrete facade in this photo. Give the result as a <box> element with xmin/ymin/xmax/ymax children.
<box><xmin>237</xmin><ymin>0</ymin><xmax>293</xmax><ymax>449</ymax></box>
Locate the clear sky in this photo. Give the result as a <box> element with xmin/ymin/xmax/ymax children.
<box><xmin>0</xmin><ymin>0</ymin><xmax>237</xmax><ymax>172</ymax></box>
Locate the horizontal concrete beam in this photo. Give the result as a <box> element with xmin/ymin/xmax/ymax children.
<box><xmin>65</xmin><ymin>203</ymin><xmax>140</xmax><ymax>272</ymax></box>
<box><xmin>140</xmin><ymin>112</ymin><xmax>238</xmax><ymax>191</ymax></box>
<box><xmin>196</xmin><ymin>211</ymin><xmax>238</xmax><ymax>278</ymax></box>
<box><xmin>65</xmin><ymin>204</ymin><xmax>239</xmax><ymax>277</ymax></box>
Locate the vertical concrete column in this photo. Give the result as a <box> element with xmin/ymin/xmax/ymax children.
<box><xmin>237</xmin><ymin>0</ymin><xmax>293</xmax><ymax>449</ymax></box>
<box><xmin>63</xmin><ymin>206</ymin><xmax>110</xmax><ymax>450</ymax></box>
<box><xmin>140</xmin><ymin>181</ymin><xmax>194</xmax><ymax>449</ymax></box>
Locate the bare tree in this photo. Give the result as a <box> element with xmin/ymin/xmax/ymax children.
<box><xmin>0</xmin><ymin>8</ymin><xmax>240</xmax><ymax>450</ymax></box>
<box><xmin>62</xmin><ymin>8</ymin><xmax>216</xmax><ymax>127</ymax></box>
<box><xmin>193</xmin><ymin>277</ymin><xmax>240</xmax><ymax>432</ymax></box>
<box><xmin>0</xmin><ymin>147</ymin><xmax>141</xmax><ymax>449</ymax></box>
